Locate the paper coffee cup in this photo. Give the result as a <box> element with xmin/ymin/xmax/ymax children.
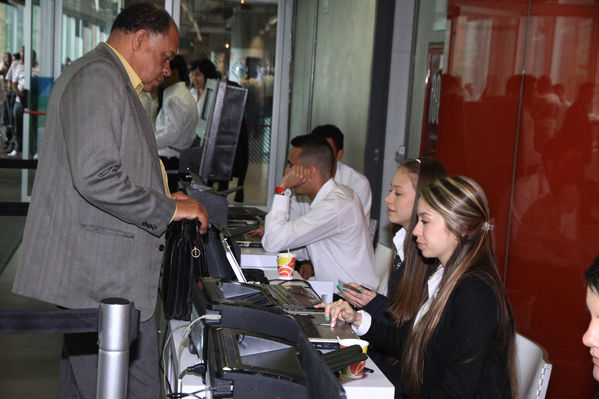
<box><xmin>277</xmin><ymin>253</ymin><xmax>296</xmax><ymax>279</ymax></box>
<box><xmin>339</xmin><ymin>339</ymin><xmax>369</xmax><ymax>379</ymax></box>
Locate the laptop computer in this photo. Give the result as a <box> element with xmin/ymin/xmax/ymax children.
<box><xmin>196</xmin><ymin>278</ymin><xmax>357</xmax><ymax>349</ymax></box>
<box><xmin>210</xmin><ymin>238</ymin><xmax>358</xmax><ymax>348</ymax></box>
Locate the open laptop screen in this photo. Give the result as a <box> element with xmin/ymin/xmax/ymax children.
<box><xmin>220</xmin><ymin>232</ymin><xmax>247</xmax><ymax>283</ymax></box>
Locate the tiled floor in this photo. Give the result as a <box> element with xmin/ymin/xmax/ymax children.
<box><xmin>0</xmin><ymin>245</ymin><xmax>62</xmax><ymax>398</ymax></box>
<box><xmin>0</xmin><ymin>161</ymin><xmax>60</xmax><ymax>397</ymax></box>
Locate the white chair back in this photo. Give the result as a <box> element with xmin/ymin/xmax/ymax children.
<box><xmin>515</xmin><ymin>333</ymin><xmax>552</xmax><ymax>399</ymax></box>
<box><xmin>373</xmin><ymin>243</ymin><xmax>393</xmax><ymax>295</ymax></box>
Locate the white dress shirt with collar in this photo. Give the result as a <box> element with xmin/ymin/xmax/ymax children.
<box><xmin>262</xmin><ymin>178</ymin><xmax>378</xmax><ymax>290</ymax></box>
<box><xmin>393</xmin><ymin>228</ymin><xmax>406</xmax><ymax>263</ymax></box>
<box><xmin>335</xmin><ymin>161</ymin><xmax>372</xmax><ymax>220</ymax></box>
<box><xmin>155</xmin><ymin>81</ymin><xmax>198</xmax><ymax>158</ymax></box>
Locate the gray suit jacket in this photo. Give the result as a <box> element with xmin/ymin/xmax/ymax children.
<box><xmin>13</xmin><ymin>43</ymin><xmax>176</xmax><ymax>320</ymax></box>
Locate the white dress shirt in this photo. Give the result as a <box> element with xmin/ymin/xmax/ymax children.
<box><xmin>335</xmin><ymin>161</ymin><xmax>372</xmax><ymax>220</ymax></box>
<box><xmin>262</xmin><ymin>179</ymin><xmax>378</xmax><ymax>290</ymax></box>
<box><xmin>393</xmin><ymin>228</ymin><xmax>406</xmax><ymax>263</ymax></box>
<box><xmin>141</xmin><ymin>92</ymin><xmax>159</xmax><ymax>125</ymax></box>
<box><xmin>155</xmin><ymin>81</ymin><xmax>198</xmax><ymax>158</ymax></box>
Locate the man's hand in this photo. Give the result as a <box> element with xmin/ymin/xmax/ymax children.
<box><xmin>280</xmin><ymin>165</ymin><xmax>309</xmax><ymax>189</ymax></box>
<box><xmin>246</xmin><ymin>225</ymin><xmax>264</xmax><ymax>238</ymax></box>
<box><xmin>297</xmin><ymin>260</ymin><xmax>314</xmax><ymax>280</ymax></box>
<box><xmin>172</xmin><ymin>191</ymin><xmax>209</xmax><ymax>234</ymax></box>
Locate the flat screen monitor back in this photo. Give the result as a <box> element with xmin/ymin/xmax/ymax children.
<box><xmin>196</xmin><ymin>78</ymin><xmax>218</xmax><ymax>143</ymax></box>
<box><xmin>199</xmin><ymin>80</ymin><xmax>248</xmax><ymax>183</ymax></box>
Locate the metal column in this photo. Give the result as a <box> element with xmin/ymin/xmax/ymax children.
<box><xmin>96</xmin><ymin>298</ymin><xmax>132</xmax><ymax>399</ymax></box>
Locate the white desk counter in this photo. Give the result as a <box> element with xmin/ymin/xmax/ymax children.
<box><xmin>165</xmin><ymin>319</ymin><xmax>394</xmax><ymax>399</ymax></box>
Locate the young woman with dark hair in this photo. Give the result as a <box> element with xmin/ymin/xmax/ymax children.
<box><xmin>340</xmin><ymin>158</ymin><xmax>447</xmax><ymax>317</ymax></box>
<box><xmin>322</xmin><ymin>176</ymin><xmax>517</xmax><ymax>398</ymax></box>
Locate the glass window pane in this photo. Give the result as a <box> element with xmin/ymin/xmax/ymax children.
<box><xmin>60</xmin><ymin>1</ymin><xmax>118</xmax><ymax>71</ymax></box>
<box><xmin>179</xmin><ymin>0</ymin><xmax>278</xmax><ymax>206</ymax></box>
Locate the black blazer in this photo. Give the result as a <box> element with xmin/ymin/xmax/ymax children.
<box><xmin>362</xmin><ymin>275</ymin><xmax>513</xmax><ymax>399</ymax></box>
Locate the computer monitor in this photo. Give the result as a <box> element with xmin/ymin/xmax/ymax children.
<box><xmin>198</xmin><ymin>79</ymin><xmax>248</xmax><ymax>183</ymax></box>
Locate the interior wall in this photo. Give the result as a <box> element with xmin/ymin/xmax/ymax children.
<box><xmin>311</xmin><ymin>0</ymin><xmax>375</xmax><ymax>171</ymax></box>
<box><xmin>405</xmin><ymin>0</ymin><xmax>446</xmax><ymax>158</ymax></box>
<box><xmin>288</xmin><ymin>0</ymin><xmax>316</xmax><ymax>139</ymax></box>
<box><xmin>376</xmin><ymin>0</ymin><xmax>415</xmax><ymax>245</ymax></box>
<box><xmin>290</xmin><ymin>0</ymin><xmax>376</xmax><ymax>172</ymax></box>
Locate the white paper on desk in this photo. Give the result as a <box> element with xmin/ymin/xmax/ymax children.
<box><xmin>240</xmin><ymin>249</ymin><xmax>278</xmax><ymax>269</ymax></box>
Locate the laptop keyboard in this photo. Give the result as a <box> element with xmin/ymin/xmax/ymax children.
<box><xmin>270</xmin><ymin>285</ymin><xmax>298</xmax><ymax>307</ymax></box>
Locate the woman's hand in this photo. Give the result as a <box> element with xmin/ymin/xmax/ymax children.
<box><xmin>315</xmin><ymin>299</ymin><xmax>362</xmax><ymax>328</ymax></box>
<box><xmin>338</xmin><ymin>283</ymin><xmax>377</xmax><ymax>308</ymax></box>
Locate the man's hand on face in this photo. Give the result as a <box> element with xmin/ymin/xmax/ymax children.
<box><xmin>280</xmin><ymin>165</ymin><xmax>309</xmax><ymax>190</ymax></box>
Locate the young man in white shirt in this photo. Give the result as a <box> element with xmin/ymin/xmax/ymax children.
<box><xmin>289</xmin><ymin>124</ymin><xmax>374</xmax><ymax>278</ymax></box>
<box><xmin>262</xmin><ymin>134</ymin><xmax>377</xmax><ymax>291</ymax></box>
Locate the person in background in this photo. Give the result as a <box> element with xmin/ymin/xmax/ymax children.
<box><xmin>339</xmin><ymin>158</ymin><xmax>447</xmax><ymax>310</ymax></box>
<box><xmin>12</xmin><ymin>4</ymin><xmax>209</xmax><ymax>398</ymax></box>
<box><xmin>321</xmin><ymin>176</ymin><xmax>516</xmax><ymax>398</ymax></box>
<box><xmin>2</xmin><ymin>50</ymin><xmax>20</xmax><ymax>152</ymax></box>
<box><xmin>1</xmin><ymin>52</ymin><xmax>11</xmax><ymax>76</ymax></box>
<box><xmin>289</xmin><ymin>124</ymin><xmax>373</xmax><ymax>278</ymax></box>
<box><xmin>0</xmin><ymin>53</ymin><xmax>7</xmax><ymax>134</ymax></box>
<box><xmin>582</xmin><ymin>254</ymin><xmax>599</xmax><ymax>397</ymax></box>
<box><xmin>155</xmin><ymin>54</ymin><xmax>198</xmax><ymax>193</ymax></box>
<box><xmin>338</xmin><ymin>158</ymin><xmax>447</xmax><ymax>381</ymax></box>
<box><xmin>262</xmin><ymin>134</ymin><xmax>378</xmax><ymax>290</ymax></box>
<box><xmin>189</xmin><ymin>58</ymin><xmax>219</xmax><ymax>142</ymax></box>
<box><xmin>141</xmin><ymin>85</ymin><xmax>160</xmax><ymax>125</ymax></box>
<box><xmin>7</xmin><ymin>46</ymin><xmax>26</xmax><ymax>157</ymax></box>
<box><xmin>311</xmin><ymin>124</ymin><xmax>372</xmax><ymax>220</ymax></box>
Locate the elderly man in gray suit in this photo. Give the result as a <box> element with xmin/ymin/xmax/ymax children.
<box><xmin>12</xmin><ymin>4</ymin><xmax>208</xmax><ymax>398</ymax></box>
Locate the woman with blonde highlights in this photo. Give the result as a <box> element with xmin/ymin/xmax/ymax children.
<box><xmin>321</xmin><ymin>176</ymin><xmax>517</xmax><ymax>398</ymax></box>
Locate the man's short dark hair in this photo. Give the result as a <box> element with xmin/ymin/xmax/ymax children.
<box><xmin>311</xmin><ymin>124</ymin><xmax>344</xmax><ymax>151</ymax></box>
<box><xmin>586</xmin><ymin>255</ymin><xmax>599</xmax><ymax>295</ymax></box>
<box><xmin>170</xmin><ymin>54</ymin><xmax>189</xmax><ymax>85</ymax></box>
<box><xmin>111</xmin><ymin>3</ymin><xmax>173</xmax><ymax>35</ymax></box>
<box><xmin>290</xmin><ymin>134</ymin><xmax>334</xmax><ymax>179</ymax></box>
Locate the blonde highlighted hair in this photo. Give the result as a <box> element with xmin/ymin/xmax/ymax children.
<box><xmin>399</xmin><ymin>176</ymin><xmax>517</xmax><ymax>397</ymax></box>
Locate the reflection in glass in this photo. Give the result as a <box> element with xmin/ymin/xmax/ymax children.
<box><xmin>179</xmin><ymin>1</ymin><xmax>278</xmax><ymax>206</ymax></box>
<box><xmin>434</xmin><ymin>1</ymin><xmax>599</xmax><ymax>396</ymax></box>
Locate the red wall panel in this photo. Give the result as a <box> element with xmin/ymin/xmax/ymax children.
<box><xmin>431</xmin><ymin>1</ymin><xmax>599</xmax><ymax>397</ymax></box>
